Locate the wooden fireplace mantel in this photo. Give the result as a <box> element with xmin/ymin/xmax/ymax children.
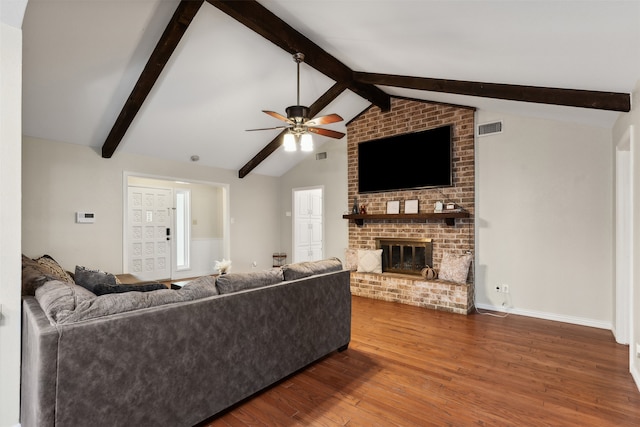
<box><xmin>342</xmin><ymin>211</ymin><xmax>470</xmax><ymax>227</ymax></box>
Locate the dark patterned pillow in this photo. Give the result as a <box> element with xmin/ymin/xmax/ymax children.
<box><xmin>22</xmin><ymin>255</ymin><xmax>50</xmax><ymax>296</ymax></box>
<box><xmin>74</xmin><ymin>266</ymin><xmax>165</xmax><ymax>295</ymax></box>
<box><xmin>94</xmin><ymin>282</ymin><xmax>166</xmax><ymax>295</ymax></box>
<box><xmin>35</xmin><ymin>255</ymin><xmax>74</xmax><ymax>284</ymax></box>
<box><xmin>216</xmin><ymin>269</ymin><xmax>284</xmax><ymax>295</ymax></box>
<box><xmin>74</xmin><ymin>265</ymin><xmax>117</xmax><ymax>293</ymax></box>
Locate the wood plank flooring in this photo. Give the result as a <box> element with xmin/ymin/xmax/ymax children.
<box><xmin>198</xmin><ymin>296</ymin><xmax>640</xmax><ymax>426</ymax></box>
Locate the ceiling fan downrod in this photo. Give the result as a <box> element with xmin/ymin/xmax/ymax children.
<box><xmin>286</xmin><ymin>52</ymin><xmax>309</xmax><ymax>123</ymax></box>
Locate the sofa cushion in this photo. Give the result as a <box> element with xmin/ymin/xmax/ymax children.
<box><xmin>56</xmin><ymin>282</ymin><xmax>219</xmax><ymax>324</ymax></box>
<box><xmin>35</xmin><ymin>280</ymin><xmax>96</xmax><ymax>324</ymax></box>
<box><xmin>216</xmin><ymin>269</ymin><xmax>284</xmax><ymax>295</ymax></box>
<box><xmin>180</xmin><ymin>275</ymin><xmax>219</xmax><ymax>298</ymax></box>
<box><xmin>282</xmin><ymin>257</ymin><xmax>343</xmax><ymax>281</ymax></box>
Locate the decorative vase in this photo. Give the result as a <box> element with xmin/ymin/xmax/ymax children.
<box><xmin>352</xmin><ymin>197</ymin><xmax>359</xmax><ymax>214</ymax></box>
<box><xmin>421</xmin><ymin>266</ymin><xmax>438</xmax><ymax>280</ymax></box>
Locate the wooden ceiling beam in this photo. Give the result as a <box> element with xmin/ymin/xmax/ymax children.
<box><xmin>354</xmin><ymin>72</ymin><xmax>631</xmax><ymax>112</ymax></box>
<box><xmin>206</xmin><ymin>0</ymin><xmax>390</xmax><ymax>112</ymax></box>
<box><xmin>238</xmin><ymin>82</ymin><xmax>348</xmax><ymax>178</ymax></box>
<box><xmin>101</xmin><ymin>0</ymin><xmax>204</xmax><ymax>158</ymax></box>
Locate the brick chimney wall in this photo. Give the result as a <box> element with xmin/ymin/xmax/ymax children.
<box><xmin>346</xmin><ymin>98</ymin><xmax>475</xmax><ymax>313</ymax></box>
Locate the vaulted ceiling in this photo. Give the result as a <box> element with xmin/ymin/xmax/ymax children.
<box><xmin>22</xmin><ymin>0</ymin><xmax>640</xmax><ymax>177</ymax></box>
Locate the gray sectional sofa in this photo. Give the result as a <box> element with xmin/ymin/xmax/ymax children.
<box><xmin>21</xmin><ymin>258</ymin><xmax>351</xmax><ymax>427</ymax></box>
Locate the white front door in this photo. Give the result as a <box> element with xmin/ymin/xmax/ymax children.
<box><xmin>293</xmin><ymin>187</ymin><xmax>323</xmax><ymax>262</ymax></box>
<box><xmin>127</xmin><ymin>186</ymin><xmax>172</xmax><ymax>281</ymax></box>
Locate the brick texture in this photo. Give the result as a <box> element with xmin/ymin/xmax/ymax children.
<box><xmin>347</xmin><ymin>98</ymin><xmax>475</xmax><ymax>314</ymax></box>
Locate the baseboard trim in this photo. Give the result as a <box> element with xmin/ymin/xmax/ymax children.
<box><xmin>474</xmin><ymin>303</ymin><xmax>612</xmax><ymax>330</ymax></box>
<box><xmin>631</xmin><ymin>358</ymin><xmax>640</xmax><ymax>393</ymax></box>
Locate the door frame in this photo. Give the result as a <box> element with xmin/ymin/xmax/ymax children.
<box><xmin>122</xmin><ymin>171</ymin><xmax>231</xmax><ymax>277</ymax></box>
<box><xmin>292</xmin><ymin>185</ymin><xmax>324</xmax><ymax>263</ymax></box>
<box><xmin>615</xmin><ymin>127</ymin><xmax>633</xmax><ymax>345</ymax></box>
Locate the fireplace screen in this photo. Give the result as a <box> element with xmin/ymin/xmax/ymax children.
<box><xmin>376</xmin><ymin>238</ymin><xmax>433</xmax><ymax>275</ymax></box>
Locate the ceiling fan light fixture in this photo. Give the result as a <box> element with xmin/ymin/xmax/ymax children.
<box><xmin>300</xmin><ymin>133</ymin><xmax>313</xmax><ymax>152</ymax></box>
<box><xmin>283</xmin><ymin>132</ymin><xmax>297</xmax><ymax>152</ymax></box>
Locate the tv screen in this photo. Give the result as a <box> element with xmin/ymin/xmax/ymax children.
<box><xmin>358</xmin><ymin>125</ymin><xmax>453</xmax><ymax>193</ymax></box>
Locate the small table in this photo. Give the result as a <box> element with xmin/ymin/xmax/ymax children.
<box><xmin>170</xmin><ymin>280</ymin><xmax>191</xmax><ymax>290</ymax></box>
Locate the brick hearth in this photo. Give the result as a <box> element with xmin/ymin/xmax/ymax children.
<box><xmin>346</xmin><ymin>98</ymin><xmax>475</xmax><ymax>314</ymax></box>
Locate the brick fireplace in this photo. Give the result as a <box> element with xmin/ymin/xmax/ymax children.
<box><xmin>346</xmin><ymin>98</ymin><xmax>475</xmax><ymax>314</ymax></box>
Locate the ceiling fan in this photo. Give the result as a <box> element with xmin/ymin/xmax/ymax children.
<box><xmin>246</xmin><ymin>53</ymin><xmax>345</xmax><ymax>151</ymax></box>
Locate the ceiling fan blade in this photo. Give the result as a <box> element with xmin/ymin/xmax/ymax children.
<box><xmin>306</xmin><ymin>113</ymin><xmax>343</xmax><ymax>126</ymax></box>
<box><xmin>263</xmin><ymin>110</ymin><xmax>294</xmax><ymax>124</ymax></box>
<box><xmin>308</xmin><ymin>127</ymin><xmax>346</xmax><ymax>139</ymax></box>
<box><xmin>246</xmin><ymin>125</ymin><xmax>290</xmax><ymax>132</ymax></box>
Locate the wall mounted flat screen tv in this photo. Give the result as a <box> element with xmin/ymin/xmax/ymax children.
<box><xmin>358</xmin><ymin>125</ymin><xmax>453</xmax><ymax>193</ymax></box>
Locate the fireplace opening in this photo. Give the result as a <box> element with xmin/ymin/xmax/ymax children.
<box><xmin>375</xmin><ymin>238</ymin><xmax>433</xmax><ymax>275</ymax></box>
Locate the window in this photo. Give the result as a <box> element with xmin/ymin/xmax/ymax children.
<box><xmin>175</xmin><ymin>189</ymin><xmax>191</xmax><ymax>270</ymax></box>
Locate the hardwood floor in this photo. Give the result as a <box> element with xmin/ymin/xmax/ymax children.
<box><xmin>199</xmin><ymin>296</ymin><xmax>640</xmax><ymax>426</ymax></box>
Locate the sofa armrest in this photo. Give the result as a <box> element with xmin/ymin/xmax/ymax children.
<box><xmin>21</xmin><ymin>297</ymin><xmax>60</xmax><ymax>427</ymax></box>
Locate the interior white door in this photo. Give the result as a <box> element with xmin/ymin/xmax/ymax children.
<box><xmin>127</xmin><ymin>186</ymin><xmax>172</xmax><ymax>281</ymax></box>
<box><xmin>293</xmin><ymin>188</ymin><xmax>323</xmax><ymax>262</ymax></box>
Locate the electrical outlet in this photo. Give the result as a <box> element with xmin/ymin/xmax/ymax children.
<box><xmin>495</xmin><ymin>285</ymin><xmax>509</xmax><ymax>293</ymax></box>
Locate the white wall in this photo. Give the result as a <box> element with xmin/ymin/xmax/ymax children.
<box><xmin>279</xmin><ymin>139</ymin><xmax>349</xmax><ymax>263</ymax></box>
<box><xmin>0</xmin><ymin>16</ymin><xmax>24</xmax><ymax>427</ymax></box>
<box><xmin>22</xmin><ymin>137</ymin><xmax>281</xmax><ymax>275</ymax></box>
<box><xmin>476</xmin><ymin>111</ymin><xmax>613</xmax><ymax>328</ymax></box>
<box><xmin>613</xmin><ymin>79</ymin><xmax>640</xmax><ymax>390</ymax></box>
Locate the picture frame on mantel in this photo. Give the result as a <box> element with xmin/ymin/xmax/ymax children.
<box><xmin>386</xmin><ymin>200</ymin><xmax>400</xmax><ymax>214</ymax></box>
<box><xmin>404</xmin><ymin>199</ymin><xmax>419</xmax><ymax>214</ymax></box>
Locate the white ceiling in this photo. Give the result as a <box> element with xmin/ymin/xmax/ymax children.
<box><xmin>22</xmin><ymin>0</ymin><xmax>640</xmax><ymax>177</ymax></box>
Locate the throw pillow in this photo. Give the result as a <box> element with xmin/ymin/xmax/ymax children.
<box><xmin>344</xmin><ymin>248</ymin><xmax>358</xmax><ymax>271</ymax></box>
<box><xmin>22</xmin><ymin>255</ymin><xmax>50</xmax><ymax>296</ymax></box>
<box><xmin>357</xmin><ymin>249</ymin><xmax>382</xmax><ymax>274</ymax></box>
<box><xmin>439</xmin><ymin>252</ymin><xmax>473</xmax><ymax>284</ymax></box>
<box><xmin>35</xmin><ymin>255</ymin><xmax>75</xmax><ymax>284</ymax></box>
<box><xmin>75</xmin><ymin>265</ymin><xmax>166</xmax><ymax>295</ymax></box>
<box><xmin>74</xmin><ymin>265</ymin><xmax>117</xmax><ymax>293</ymax></box>
<box><xmin>180</xmin><ymin>275</ymin><xmax>219</xmax><ymax>298</ymax></box>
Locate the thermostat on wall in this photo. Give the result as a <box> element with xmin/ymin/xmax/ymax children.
<box><xmin>76</xmin><ymin>212</ymin><xmax>95</xmax><ymax>223</ymax></box>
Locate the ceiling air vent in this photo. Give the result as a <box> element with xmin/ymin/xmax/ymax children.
<box><xmin>315</xmin><ymin>152</ymin><xmax>327</xmax><ymax>160</ymax></box>
<box><xmin>477</xmin><ymin>121</ymin><xmax>503</xmax><ymax>137</ymax></box>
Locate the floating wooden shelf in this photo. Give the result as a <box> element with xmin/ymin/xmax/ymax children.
<box><xmin>342</xmin><ymin>211</ymin><xmax>470</xmax><ymax>227</ymax></box>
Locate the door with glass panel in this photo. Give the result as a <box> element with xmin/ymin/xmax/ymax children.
<box><xmin>126</xmin><ymin>186</ymin><xmax>172</xmax><ymax>281</ymax></box>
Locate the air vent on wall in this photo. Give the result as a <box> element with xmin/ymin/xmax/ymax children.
<box><xmin>477</xmin><ymin>121</ymin><xmax>503</xmax><ymax>137</ymax></box>
<box><xmin>315</xmin><ymin>152</ymin><xmax>327</xmax><ymax>160</ymax></box>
